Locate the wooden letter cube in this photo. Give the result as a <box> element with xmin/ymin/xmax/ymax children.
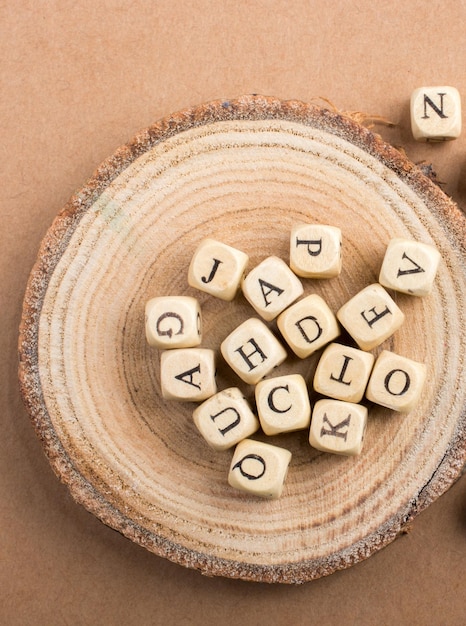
<box><xmin>188</xmin><ymin>238</ymin><xmax>249</xmax><ymax>301</ymax></box>
<box><xmin>290</xmin><ymin>223</ymin><xmax>342</xmax><ymax>278</ymax></box>
<box><xmin>255</xmin><ymin>374</ymin><xmax>311</xmax><ymax>435</ymax></box>
<box><xmin>241</xmin><ymin>256</ymin><xmax>304</xmax><ymax>321</ymax></box>
<box><xmin>336</xmin><ymin>283</ymin><xmax>405</xmax><ymax>351</ymax></box>
<box><xmin>220</xmin><ymin>318</ymin><xmax>287</xmax><ymax>384</ymax></box>
<box><xmin>228</xmin><ymin>438</ymin><xmax>292</xmax><ymax>499</ymax></box>
<box><xmin>378</xmin><ymin>238</ymin><xmax>441</xmax><ymax>296</ymax></box>
<box><xmin>410</xmin><ymin>86</ymin><xmax>461</xmax><ymax>142</ymax></box>
<box><xmin>277</xmin><ymin>294</ymin><xmax>340</xmax><ymax>358</ymax></box>
<box><xmin>313</xmin><ymin>342</ymin><xmax>375</xmax><ymax>403</ymax></box>
<box><xmin>365</xmin><ymin>350</ymin><xmax>427</xmax><ymax>412</ymax></box>
<box><xmin>145</xmin><ymin>296</ymin><xmax>202</xmax><ymax>349</ymax></box>
<box><xmin>309</xmin><ymin>399</ymin><xmax>368</xmax><ymax>456</ymax></box>
<box><xmin>160</xmin><ymin>348</ymin><xmax>217</xmax><ymax>401</ymax></box>
<box><xmin>192</xmin><ymin>387</ymin><xmax>260</xmax><ymax>451</ymax></box>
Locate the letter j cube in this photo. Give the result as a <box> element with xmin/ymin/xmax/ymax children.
<box><xmin>160</xmin><ymin>348</ymin><xmax>217</xmax><ymax>401</ymax></box>
<box><xmin>188</xmin><ymin>238</ymin><xmax>249</xmax><ymax>301</ymax></box>
<box><xmin>228</xmin><ymin>438</ymin><xmax>292</xmax><ymax>499</ymax></box>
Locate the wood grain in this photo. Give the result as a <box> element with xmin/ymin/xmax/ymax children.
<box><xmin>18</xmin><ymin>95</ymin><xmax>466</xmax><ymax>583</ymax></box>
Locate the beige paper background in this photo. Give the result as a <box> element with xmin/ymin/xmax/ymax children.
<box><xmin>2</xmin><ymin>2</ymin><xmax>466</xmax><ymax>624</ymax></box>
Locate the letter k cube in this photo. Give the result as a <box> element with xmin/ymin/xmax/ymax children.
<box><xmin>309</xmin><ymin>399</ymin><xmax>368</xmax><ymax>456</ymax></box>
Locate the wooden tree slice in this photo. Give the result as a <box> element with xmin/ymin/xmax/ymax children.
<box><xmin>18</xmin><ymin>95</ymin><xmax>466</xmax><ymax>583</ymax></box>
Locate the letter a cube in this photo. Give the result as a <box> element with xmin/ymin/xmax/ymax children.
<box><xmin>192</xmin><ymin>388</ymin><xmax>260</xmax><ymax>451</ymax></box>
<box><xmin>228</xmin><ymin>438</ymin><xmax>292</xmax><ymax>499</ymax></box>
<box><xmin>309</xmin><ymin>399</ymin><xmax>368</xmax><ymax>456</ymax></box>
<box><xmin>160</xmin><ymin>348</ymin><xmax>217</xmax><ymax>401</ymax></box>
<box><xmin>241</xmin><ymin>256</ymin><xmax>304</xmax><ymax>321</ymax></box>
<box><xmin>277</xmin><ymin>294</ymin><xmax>340</xmax><ymax>358</ymax></box>
<box><xmin>145</xmin><ymin>296</ymin><xmax>202</xmax><ymax>349</ymax></box>
<box><xmin>220</xmin><ymin>318</ymin><xmax>287</xmax><ymax>384</ymax></box>
<box><xmin>188</xmin><ymin>238</ymin><xmax>249</xmax><ymax>301</ymax></box>
<box><xmin>410</xmin><ymin>86</ymin><xmax>461</xmax><ymax>142</ymax></box>
<box><xmin>290</xmin><ymin>223</ymin><xmax>342</xmax><ymax>278</ymax></box>
<box><xmin>378</xmin><ymin>238</ymin><xmax>441</xmax><ymax>296</ymax></box>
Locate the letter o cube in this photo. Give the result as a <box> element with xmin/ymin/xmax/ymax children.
<box><xmin>365</xmin><ymin>350</ymin><xmax>427</xmax><ymax>412</ymax></box>
<box><xmin>228</xmin><ymin>438</ymin><xmax>292</xmax><ymax>499</ymax></box>
<box><xmin>378</xmin><ymin>238</ymin><xmax>441</xmax><ymax>296</ymax></box>
<box><xmin>277</xmin><ymin>294</ymin><xmax>340</xmax><ymax>358</ymax></box>
<box><xmin>255</xmin><ymin>374</ymin><xmax>311</xmax><ymax>435</ymax></box>
<box><xmin>242</xmin><ymin>256</ymin><xmax>304</xmax><ymax>321</ymax></box>
<box><xmin>192</xmin><ymin>388</ymin><xmax>260</xmax><ymax>451</ymax></box>
<box><xmin>220</xmin><ymin>318</ymin><xmax>287</xmax><ymax>384</ymax></box>
<box><xmin>160</xmin><ymin>348</ymin><xmax>217</xmax><ymax>401</ymax></box>
<box><xmin>290</xmin><ymin>223</ymin><xmax>342</xmax><ymax>278</ymax></box>
<box><xmin>309</xmin><ymin>398</ymin><xmax>368</xmax><ymax>456</ymax></box>
<box><xmin>145</xmin><ymin>296</ymin><xmax>202</xmax><ymax>349</ymax></box>
<box><xmin>188</xmin><ymin>238</ymin><xmax>249</xmax><ymax>301</ymax></box>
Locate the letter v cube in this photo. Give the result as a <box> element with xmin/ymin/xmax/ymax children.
<box><xmin>378</xmin><ymin>238</ymin><xmax>441</xmax><ymax>296</ymax></box>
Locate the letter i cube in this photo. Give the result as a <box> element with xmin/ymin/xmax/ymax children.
<box><xmin>188</xmin><ymin>238</ymin><xmax>249</xmax><ymax>301</ymax></box>
<box><xmin>228</xmin><ymin>438</ymin><xmax>292</xmax><ymax>499</ymax></box>
<box><xmin>290</xmin><ymin>223</ymin><xmax>342</xmax><ymax>278</ymax></box>
<box><xmin>145</xmin><ymin>296</ymin><xmax>201</xmax><ymax>348</ymax></box>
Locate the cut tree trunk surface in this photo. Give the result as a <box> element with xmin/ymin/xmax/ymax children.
<box><xmin>18</xmin><ymin>95</ymin><xmax>466</xmax><ymax>584</ymax></box>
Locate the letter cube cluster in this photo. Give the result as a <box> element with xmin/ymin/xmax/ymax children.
<box><xmin>145</xmin><ymin>231</ymin><xmax>440</xmax><ymax>498</ymax></box>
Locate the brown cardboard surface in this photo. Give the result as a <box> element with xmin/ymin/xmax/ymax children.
<box><xmin>2</xmin><ymin>1</ymin><xmax>466</xmax><ymax>624</ymax></box>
